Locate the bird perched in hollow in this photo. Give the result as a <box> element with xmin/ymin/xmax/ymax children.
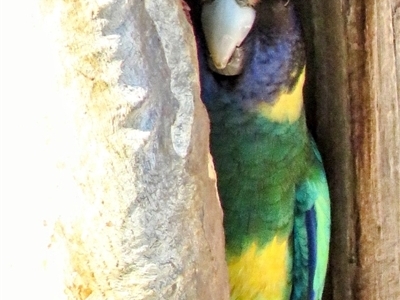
<box><xmin>196</xmin><ymin>0</ymin><xmax>331</xmax><ymax>299</ymax></box>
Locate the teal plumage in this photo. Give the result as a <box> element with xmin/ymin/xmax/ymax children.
<box><xmin>191</xmin><ymin>0</ymin><xmax>331</xmax><ymax>299</ymax></box>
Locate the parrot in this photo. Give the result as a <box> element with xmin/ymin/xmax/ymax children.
<box><xmin>193</xmin><ymin>0</ymin><xmax>331</xmax><ymax>299</ymax></box>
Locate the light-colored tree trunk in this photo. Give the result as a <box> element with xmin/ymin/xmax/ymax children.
<box><xmin>0</xmin><ymin>0</ymin><xmax>229</xmax><ymax>299</ymax></box>
<box><xmin>305</xmin><ymin>0</ymin><xmax>400</xmax><ymax>299</ymax></box>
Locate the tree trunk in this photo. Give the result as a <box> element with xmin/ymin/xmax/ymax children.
<box><xmin>304</xmin><ymin>0</ymin><xmax>400</xmax><ymax>299</ymax></box>
<box><xmin>0</xmin><ymin>0</ymin><xmax>229</xmax><ymax>299</ymax></box>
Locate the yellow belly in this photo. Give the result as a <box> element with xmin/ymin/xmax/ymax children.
<box><xmin>228</xmin><ymin>236</ymin><xmax>292</xmax><ymax>300</ymax></box>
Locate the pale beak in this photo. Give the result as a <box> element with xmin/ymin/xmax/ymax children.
<box><xmin>201</xmin><ymin>0</ymin><xmax>255</xmax><ymax>75</ymax></box>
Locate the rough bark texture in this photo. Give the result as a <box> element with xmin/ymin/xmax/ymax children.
<box><xmin>0</xmin><ymin>0</ymin><xmax>229</xmax><ymax>299</ymax></box>
<box><xmin>303</xmin><ymin>0</ymin><xmax>400</xmax><ymax>299</ymax></box>
<box><xmin>358</xmin><ymin>1</ymin><xmax>400</xmax><ymax>298</ymax></box>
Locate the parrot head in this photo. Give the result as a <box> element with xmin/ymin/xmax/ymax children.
<box><xmin>201</xmin><ymin>0</ymin><xmax>295</xmax><ymax>76</ymax></box>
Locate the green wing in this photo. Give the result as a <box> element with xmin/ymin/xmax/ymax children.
<box><xmin>292</xmin><ymin>140</ymin><xmax>331</xmax><ymax>300</ymax></box>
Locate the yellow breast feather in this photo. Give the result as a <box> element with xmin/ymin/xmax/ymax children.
<box><xmin>228</xmin><ymin>236</ymin><xmax>292</xmax><ymax>300</ymax></box>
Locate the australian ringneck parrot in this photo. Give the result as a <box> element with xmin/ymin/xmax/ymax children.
<box><xmin>194</xmin><ymin>0</ymin><xmax>331</xmax><ymax>299</ymax></box>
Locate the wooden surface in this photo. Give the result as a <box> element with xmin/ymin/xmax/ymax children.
<box><xmin>0</xmin><ymin>1</ymin><xmax>230</xmax><ymax>299</ymax></box>
<box><xmin>304</xmin><ymin>0</ymin><xmax>400</xmax><ymax>298</ymax></box>
<box><xmin>358</xmin><ymin>1</ymin><xmax>400</xmax><ymax>298</ymax></box>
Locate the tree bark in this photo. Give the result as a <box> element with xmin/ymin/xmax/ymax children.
<box><xmin>304</xmin><ymin>0</ymin><xmax>400</xmax><ymax>299</ymax></box>
<box><xmin>0</xmin><ymin>0</ymin><xmax>229</xmax><ymax>299</ymax></box>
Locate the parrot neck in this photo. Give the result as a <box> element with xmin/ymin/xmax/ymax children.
<box><xmin>255</xmin><ymin>67</ymin><xmax>305</xmax><ymax>123</ymax></box>
<box><xmin>219</xmin><ymin>3</ymin><xmax>306</xmax><ymax>123</ymax></box>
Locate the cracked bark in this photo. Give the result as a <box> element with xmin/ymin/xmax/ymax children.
<box><xmin>0</xmin><ymin>0</ymin><xmax>229</xmax><ymax>299</ymax></box>
<box><xmin>302</xmin><ymin>0</ymin><xmax>400</xmax><ymax>299</ymax></box>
